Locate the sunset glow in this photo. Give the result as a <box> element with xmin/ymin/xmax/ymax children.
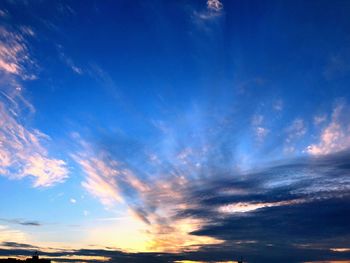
<box><xmin>1</xmin><ymin>0</ymin><xmax>350</xmax><ymax>262</ymax></box>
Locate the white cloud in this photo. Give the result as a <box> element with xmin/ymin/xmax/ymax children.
<box><xmin>307</xmin><ymin>103</ymin><xmax>350</xmax><ymax>155</ymax></box>
<box><xmin>70</xmin><ymin>198</ymin><xmax>77</xmax><ymax>204</ymax></box>
<box><xmin>0</xmin><ymin>25</ymin><xmax>68</xmax><ymax>187</ymax></box>
<box><xmin>251</xmin><ymin>115</ymin><xmax>269</xmax><ymax>142</ymax></box>
<box><xmin>219</xmin><ymin>199</ymin><xmax>305</xmax><ymax>214</ymax></box>
<box><xmin>73</xmin><ymin>141</ymin><xmax>148</xmax><ymax>208</ymax></box>
<box><xmin>207</xmin><ymin>0</ymin><xmax>223</xmax><ymax>11</ymax></box>
<box><xmin>255</xmin><ymin>126</ymin><xmax>269</xmax><ymax>141</ymax></box>
<box><xmin>192</xmin><ymin>0</ymin><xmax>224</xmax><ymax>23</ymax></box>
<box><xmin>0</xmin><ymin>103</ymin><xmax>68</xmax><ymax>187</ymax></box>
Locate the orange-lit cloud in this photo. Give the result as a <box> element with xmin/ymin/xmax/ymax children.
<box><xmin>0</xmin><ymin>225</ymin><xmax>28</xmax><ymax>244</ymax></box>
<box><xmin>73</xmin><ymin>139</ymin><xmax>223</xmax><ymax>253</ymax></box>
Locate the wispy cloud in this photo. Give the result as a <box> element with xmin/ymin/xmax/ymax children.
<box><xmin>57</xmin><ymin>46</ymin><xmax>83</xmax><ymax>75</ymax></box>
<box><xmin>0</xmin><ymin>25</ymin><xmax>68</xmax><ymax>187</ymax></box>
<box><xmin>0</xmin><ymin>218</ymin><xmax>41</xmax><ymax>227</ymax></box>
<box><xmin>73</xmin><ymin>134</ymin><xmax>222</xmax><ymax>252</ymax></box>
<box><xmin>0</xmin><ymin>103</ymin><xmax>68</xmax><ymax>187</ymax></box>
<box><xmin>251</xmin><ymin>115</ymin><xmax>269</xmax><ymax>143</ymax></box>
<box><xmin>284</xmin><ymin>118</ymin><xmax>307</xmax><ymax>153</ymax></box>
<box><xmin>193</xmin><ymin>0</ymin><xmax>224</xmax><ymax>23</ymax></box>
<box><xmin>72</xmin><ymin>110</ymin><xmax>350</xmax><ymax>256</ymax></box>
<box><xmin>0</xmin><ymin>225</ymin><xmax>27</xmax><ymax>244</ymax></box>
<box><xmin>0</xmin><ymin>26</ymin><xmax>36</xmax><ymax>79</ymax></box>
<box><xmin>72</xmin><ymin>143</ymin><xmax>133</xmax><ymax>206</ymax></box>
<box><xmin>307</xmin><ymin>102</ymin><xmax>350</xmax><ymax>155</ymax></box>
<box><xmin>207</xmin><ymin>0</ymin><xmax>223</xmax><ymax>12</ymax></box>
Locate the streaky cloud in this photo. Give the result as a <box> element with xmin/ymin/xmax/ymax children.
<box><xmin>0</xmin><ymin>24</ymin><xmax>68</xmax><ymax>187</ymax></box>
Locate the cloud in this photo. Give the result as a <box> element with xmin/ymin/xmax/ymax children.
<box><xmin>1</xmin><ymin>242</ymin><xmax>37</xmax><ymax>249</ymax></box>
<box><xmin>0</xmin><ymin>9</ymin><xmax>8</xmax><ymax>18</ymax></box>
<box><xmin>251</xmin><ymin>115</ymin><xmax>269</xmax><ymax>143</ymax></box>
<box><xmin>0</xmin><ymin>103</ymin><xmax>68</xmax><ymax>187</ymax></box>
<box><xmin>0</xmin><ymin>25</ymin><xmax>68</xmax><ymax>187</ymax></box>
<box><xmin>0</xmin><ymin>242</ymin><xmax>177</xmax><ymax>262</ymax></box>
<box><xmin>314</xmin><ymin>114</ymin><xmax>327</xmax><ymax>125</ymax></box>
<box><xmin>0</xmin><ymin>218</ymin><xmax>42</xmax><ymax>228</ymax></box>
<box><xmin>324</xmin><ymin>51</ymin><xmax>350</xmax><ymax>80</ymax></box>
<box><xmin>57</xmin><ymin>46</ymin><xmax>83</xmax><ymax>75</ymax></box>
<box><xmin>71</xmin><ymin>99</ymin><xmax>350</xmax><ymax>259</ymax></box>
<box><xmin>0</xmin><ymin>26</ymin><xmax>36</xmax><ymax>79</ymax></box>
<box><xmin>284</xmin><ymin>118</ymin><xmax>307</xmax><ymax>153</ymax></box>
<box><xmin>273</xmin><ymin>99</ymin><xmax>283</xmax><ymax>111</ymax></box>
<box><xmin>192</xmin><ymin>0</ymin><xmax>224</xmax><ymax>23</ymax></box>
<box><xmin>0</xmin><ymin>226</ymin><xmax>27</xmax><ymax>244</ymax></box>
<box><xmin>73</xmin><ymin>146</ymin><xmax>132</xmax><ymax>206</ymax></box>
<box><xmin>73</xmin><ymin>135</ymin><xmax>223</xmax><ymax>252</ymax></box>
<box><xmin>307</xmin><ymin>102</ymin><xmax>350</xmax><ymax>155</ymax></box>
<box><xmin>286</xmin><ymin>118</ymin><xmax>307</xmax><ymax>140</ymax></box>
<box><xmin>207</xmin><ymin>0</ymin><xmax>223</xmax><ymax>12</ymax></box>
<box><xmin>173</xmin><ymin>150</ymin><xmax>350</xmax><ymax>262</ymax></box>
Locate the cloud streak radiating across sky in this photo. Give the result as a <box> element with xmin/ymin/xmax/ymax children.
<box><xmin>0</xmin><ymin>25</ymin><xmax>68</xmax><ymax>187</ymax></box>
<box><xmin>1</xmin><ymin>0</ymin><xmax>350</xmax><ymax>262</ymax></box>
<box><xmin>70</xmin><ymin>100</ymin><xmax>350</xmax><ymax>257</ymax></box>
<box><xmin>73</xmin><ymin>126</ymin><xmax>350</xmax><ymax>258</ymax></box>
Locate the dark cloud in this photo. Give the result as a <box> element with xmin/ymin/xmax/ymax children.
<box><xmin>3</xmin><ymin>151</ymin><xmax>349</xmax><ymax>262</ymax></box>
<box><xmin>0</xmin><ymin>244</ymin><xmax>177</xmax><ymax>263</ymax></box>
<box><xmin>1</xmin><ymin>242</ymin><xmax>38</xmax><ymax>249</ymax></box>
<box><xmin>0</xmin><ymin>218</ymin><xmax>42</xmax><ymax>226</ymax></box>
<box><xmin>75</xmin><ymin>121</ymin><xmax>350</xmax><ymax>262</ymax></box>
<box><xmin>1</xmin><ymin>241</ymin><xmax>350</xmax><ymax>263</ymax></box>
<box><xmin>171</xmin><ymin>150</ymin><xmax>350</xmax><ymax>262</ymax></box>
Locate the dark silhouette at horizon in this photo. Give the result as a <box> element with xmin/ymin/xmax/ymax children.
<box><xmin>0</xmin><ymin>252</ymin><xmax>50</xmax><ymax>263</ymax></box>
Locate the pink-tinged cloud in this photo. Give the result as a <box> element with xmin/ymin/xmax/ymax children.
<box><xmin>0</xmin><ymin>26</ymin><xmax>36</xmax><ymax>79</ymax></box>
<box><xmin>0</xmin><ymin>24</ymin><xmax>67</xmax><ymax>187</ymax></box>
<box><xmin>207</xmin><ymin>0</ymin><xmax>223</xmax><ymax>11</ymax></box>
<box><xmin>307</xmin><ymin>103</ymin><xmax>350</xmax><ymax>155</ymax></box>
<box><xmin>73</xmin><ymin>139</ymin><xmax>222</xmax><ymax>252</ymax></box>
<box><xmin>73</xmin><ymin>142</ymin><xmax>149</xmax><ymax>207</ymax></box>
<box><xmin>76</xmin><ymin>156</ymin><xmax>124</xmax><ymax>206</ymax></box>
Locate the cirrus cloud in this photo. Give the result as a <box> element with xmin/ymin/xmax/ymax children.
<box><xmin>0</xmin><ymin>24</ymin><xmax>68</xmax><ymax>187</ymax></box>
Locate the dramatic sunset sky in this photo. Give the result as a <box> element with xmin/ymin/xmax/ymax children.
<box><xmin>1</xmin><ymin>0</ymin><xmax>350</xmax><ymax>262</ymax></box>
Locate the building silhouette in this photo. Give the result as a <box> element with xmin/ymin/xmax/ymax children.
<box><xmin>0</xmin><ymin>252</ymin><xmax>50</xmax><ymax>263</ymax></box>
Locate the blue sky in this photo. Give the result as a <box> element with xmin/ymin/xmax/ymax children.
<box><xmin>1</xmin><ymin>0</ymin><xmax>350</xmax><ymax>262</ymax></box>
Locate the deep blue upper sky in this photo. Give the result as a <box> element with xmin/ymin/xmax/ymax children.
<box><xmin>1</xmin><ymin>1</ymin><xmax>350</xmax><ymax>262</ymax></box>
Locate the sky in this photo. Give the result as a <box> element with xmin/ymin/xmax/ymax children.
<box><xmin>0</xmin><ymin>0</ymin><xmax>350</xmax><ymax>262</ymax></box>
